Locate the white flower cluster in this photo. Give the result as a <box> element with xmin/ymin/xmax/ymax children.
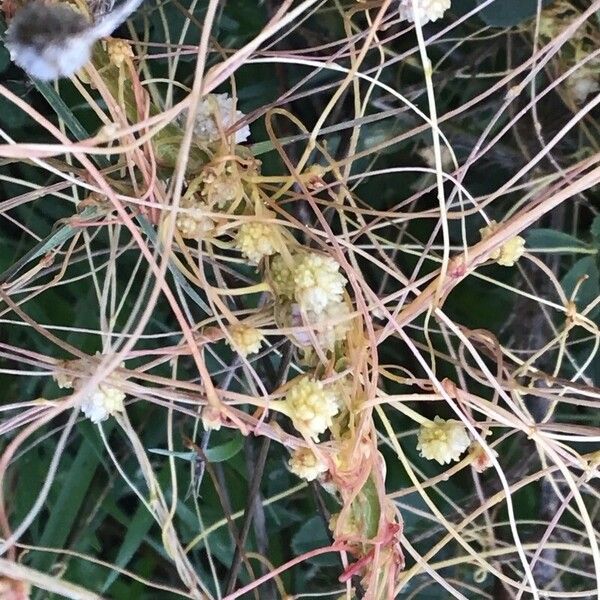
<box><xmin>180</xmin><ymin>93</ymin><xmax>250</xmax><ymax>144</ymax></box>
<box><xmin>399</xmin><ymin>0</ymin><xmax>451</xmax><ymax>24</ymax></box>
<box><xmin>288</xmin><ymin>447</ymin><xmax>328</xmax><ymax>481</ymax></box>
<box><xmin>416</xmin><ymin>416</ymin><xmax>470</xmax><ymax>465</ymax></box>
<box><xmin>284</xmin><ymin>377</ymin><xmax>340</xmax><ymax>440</ymax></box>
<box><xmin>53</xmin><ymin>358</ymin><xmax>126</xmax><ymax>424</ymax></box>
<box><xmin>271</xmin><ymin>251</ymin><xmax>347</xmax><ymax>315</ymax></box>
<box><xmin>81</xmin><ymin>383</ymin><xmax>125</xmax><ymax>424</ymax></box>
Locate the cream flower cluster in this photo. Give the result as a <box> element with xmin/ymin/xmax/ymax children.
<box><xmin>235</xmin><ymin>221</ymin><xmax>283</xmax><ymax>264</ymax></box>
<box><xmin>176</xmin><ymin>201</ymin><xmax>215</xmax><ymax>239</ymax></box>
<box><xmin>284</xmin><ymin>377</ymin><xmax>340</xmax><ymax>440</ymax></box>
<box><xmin>180</xmin><ymin>93</ymin><xmax>250</xmax><ymax>144</ymax></box>
<box><xmin>416</xmin><ymin>416</ymin><xmax>470</xmax><ymax>464</ymax></box>
<box><xmin>281</xmin><ymin>299</ymin><xmax>352</xmax><ymax>349</ymax></box>
<box><xmin>479</xmin><ymin>221</ymin><xmax>526</xmax><ymax>267</ymax></box>
<box><xmin>399</xmin><ymin>0</ymin><xmax>451</xmax><ymax>24</ymax></box>
<box><xmin>229</xmin><ymin>324</ymin><xmax>265</xmax><ymax>357</ymax></box>
<box><xmin>288</xmin><ymin>447</ymin><xmax>328</xmax><ymax>481</ymax></box>
<box><xmin>81</xmin><ymin>384</ymin><xmax>125</xmax><ymax>424</ymax></box>
<box><xmin>271</xmin><ymin>252</ymin><xmax>347</xmax><ymax>315</ymax></box>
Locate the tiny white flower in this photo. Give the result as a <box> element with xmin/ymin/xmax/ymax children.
<box><xmin>416</xmin><ymin>416</ymin><xmax>470</xmax><ymax>464</ymax></box>
<box><xmin>288</xmin><ymin>447</ymin><xmax>328</xmax><ymax>481</ymax></box>
<box><xmin>81</xmin><ymin>384</ymin><xmax>125</xmax><ymax>424</ymax></box>
<box><xmin>399</xmin><ymin>0</ymin><xmax>451</xmax><ymax>25</ymax></box>
<box><xmin>180</xmin><ymin>93</ymin><xmax>250</xmax><ymax>144</ymax></box>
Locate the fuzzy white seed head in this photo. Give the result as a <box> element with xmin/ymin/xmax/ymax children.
<box><xmin>81</xmin><ymin>384</ymin><xmax>125</xmax><ymax>424</ymax></box>
<box><xmin>288</xmin><ymin>447</ymin><xmax>328</xmax><ymax>481</ymax></box>
<box><xmin>416</xmin><ymin>416</ymin><xmax>470</xmax><ymax>464</ymax></box>
<box><xmin>399</xmin><ymin>0</ymin><xmax>451</xmax><ymax>24</ymax></box>
<box><xmin>285</xmin><ymin>377</ymin><xmax>340</xmax><ymax>440</ymax></box>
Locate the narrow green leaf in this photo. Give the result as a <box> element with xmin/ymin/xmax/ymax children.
<box><xmin>31</xmin><ymin>436</ymin><xmax>99</xmax><ymax>572</ymax></box>
<box><xmin>147</xmin><ymin>448</ymin><xmax>197</xmax><ymax>460</ymax></box>
<box><xmin>100</xmin><ymin>503</ymin><xmax>154</xmax><ymax>593</ymax></box>
<box><xmin>203</xmin><ymin>435</ymin><xmax>244</xmax><ymax>463</ymax></box>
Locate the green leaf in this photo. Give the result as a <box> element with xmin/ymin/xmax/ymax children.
<box><xmin>203</xmin><ymin>435</ymin><xmax>244</xmax><ymax>463</ymax></box>
<box><xmin>148</xmin><ymin>435</ymin><xmax>243</xmax><ymax>464</ymax></box>
<box><xmin>291</xmin><ymin>515</ymin><xmax>338</xmax><ymax>566</ymax></box>
<box><xmin>476</xmin><ymin>0</ymin><xmax>552</xmax><ymax>27</ymax></box>
<box><xmin>31</xmin><ymin>435</ymin><xmax>100</xmax><ymax>572</ymax></box>
<box><xmin>100</xmin><ymin>503</ymin><xmax>154</xmax><ymax>593</ymax></box>
<box><xmin>561</xmin><ymin>256</ymin><xmax>600</xmax><ymax>310</ymax></box>
<box><xmin>526</xmin><ymin>229</ymin><xmax>588</xmax><ymax>251</ymax></box>
<box><xmin>147</xmin><ymin>448</ymin><xmax>197</xmax><ymax>460</ymax></box>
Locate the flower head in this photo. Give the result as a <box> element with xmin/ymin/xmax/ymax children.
<box><xmin>399</xmin><ymin>0</ymin><xmax>451</xmax><ymax>24</ymax></box>
<box><xmin>176</xmin><ymin>203</ymin><xmax>215</xmax><ymax>239</ymax></box>
<box><xmin>80</xmin><ymin>383</ymin><xmax>125</xmax><ymax>424</ymax></box>
<box><xmin>270</xmin><ymin>254</ymin><xmax>296</xmax><ymax>299</ymax></box>
<box><xmin>235</xmin><ymin>220</ymin><xmax>284</xmax><ymax>264</ymax></box>
<box><xmin>284</xmin><ymin>377</ymin><xmax>340</xmax><ymax>440</ymax></box>
<box><xmin>180</xmin><ymin>93</ymin><xmax>250</xmax><ymax>144</ymax></box>
<box><xmin>292</xmin><ymin>252</ymin><xmax>346</xmax><ymax>314</ymax></box>
<box><xmin>107</xmin><ymin>38</ymin><xmax>133</xmax><ymax>68</ymax></box>
<box><xmin>201</xmin><ymin>405</ymin><xmax>223</xmax><ymax>431</ymax></box>
<box><xmin>288</xmin><ymin>447</ymin><xmax>328</xmax><ymax>481</ymax></box>
<box><xmin>567</xmin><ymin>67</ymin><xmax>600</xmax><ymax>104</ymax></box>
<box><xmin>228</xmin><ymin>324</ymin><xmax>265</xmax><ymax>357</ymax></box>
<box><xmin>469</xmin><ymin>442</ymin><xmax>498</xmax><ymax>473</ymax></box>
<box><xmin>479</xmin><ymin>221</ymin><xmax>526</xmax><ymax>267</ymax></box>
<box><xmin>416</xmin><ymin>416</ymin><xmax>470</xmax><ymax>464</ymax></box>
<box><xmin>278</xmin><ymin>299</ymin><xmax>352</xmax><ymax>349</ymax></box>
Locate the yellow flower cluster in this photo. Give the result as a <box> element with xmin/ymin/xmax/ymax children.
<box><xmin>288</xmin><ymin>447</ymin><xmax>328</xmax><ymax>481</ymax></box>
<box><xmin>479</xmin><ymin>220</ymin><xmax>526</xmax><ymax>267</ymax></box>
<box><xmin>229</xmin><ymin>324</ymin><xmax>265</xmax><ymax>357</ymax></box>
<box><xmin>107</xmin><ymin>38</ymin><xmax>134</xmax><ymax>68</ymax></box>
<box><xmin>416</xmin><ymin>416</ymin><xmax>470</xmax><ymax>465</ymax></box>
